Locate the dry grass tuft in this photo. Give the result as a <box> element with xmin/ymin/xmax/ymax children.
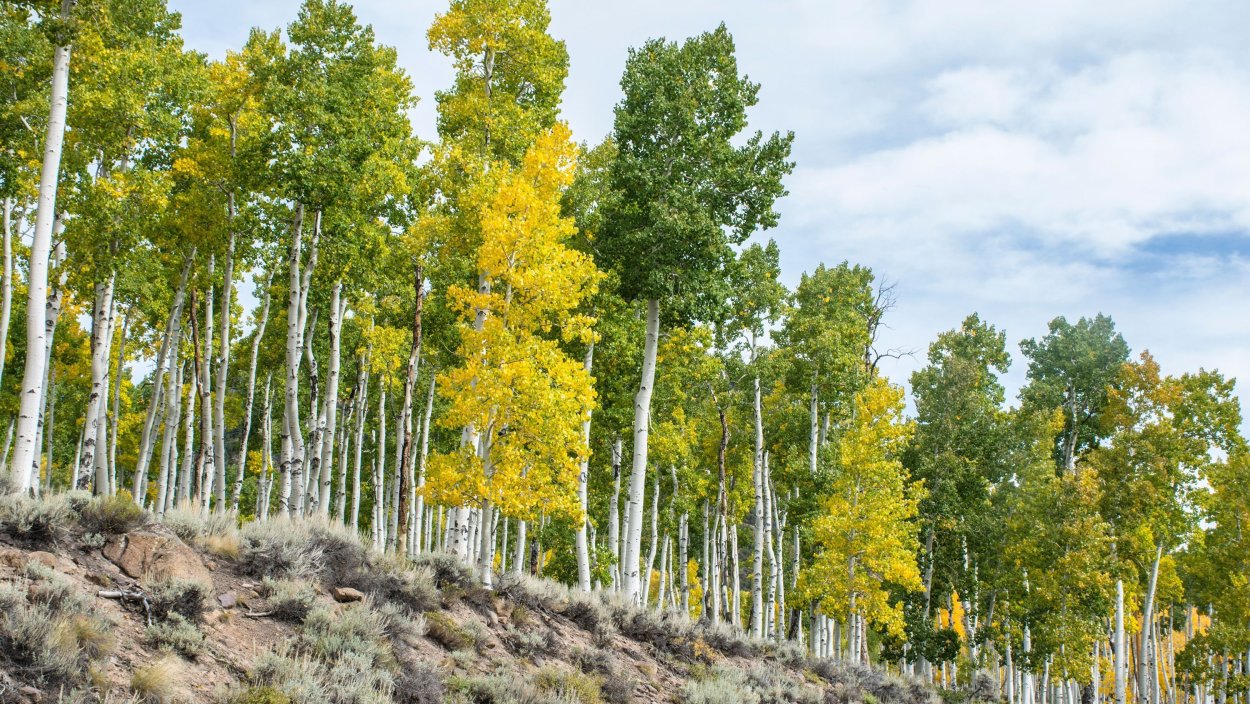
<box><xmin>131</xmin><ymin>656</ymin><xmax>182</xmax><ymax>704</ymax></box>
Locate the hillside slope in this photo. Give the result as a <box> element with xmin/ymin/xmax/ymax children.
<box><xmin>0</xmin><ymin>491</ymin><xmax>939</xmax><ymax>704</ymax></box>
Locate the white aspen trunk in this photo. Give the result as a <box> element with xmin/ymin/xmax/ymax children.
<box><xmin>478</xmin><ymin>501</ymin><xmax>496</xmax><ymax>587</ymax></box>
<box><xmin>730</xmin><ymin>524</ymin><xmax>741</xmax><ymax>629</ymax></box>
<box><xmin>575</xmin><ymin>342</ymin><xmax>594</xmax><ymax>592</ymax></box>
<box><xmin>657</xmin><ymin>534</ymin><xmax>670</xmax><ymax>611</ymax></box>
<box><xmin>213</xmin><ymin>237</ymin><xmax>234</xmax><ymax>511</ymax></box>
<box><xmin>809</xmin><ymin>382</ymin><xmax>819</xmax><ymax>475</ymax></box>
<box><xmin>414</xmin><ymin>375</ymin><xmax>434</xmax><ymax>551</ymax></box>
<box><xmin>231</xmin><ymin>274</ymin><xmax>271</xmax><ymax>511</ymax></box>
<box><xmin>197</xmin><ymin>274</ymin><xmax>216</xmax><ymax>513</ymax></box>
<box><xmin>679</xmin><ymin>511</ymin><xmax>689</xmax><ymax>613</ymax></box>
<box><xmin>282</xmin><ymin>205</ymin><xmax>315</xmax><ymax>517</ymax></box>
<box><xmin>258</xmin><ymin>375</ymin><xmax>274</xmax><ymax>520</ymax></box>
<box><xmin>1024</xmin><ymin>625</ymin><xmax>1035</xmax><ymax>704</ymax></box>
<box><xmin>40</xmin><ymin>370</ymin><xmax>55</xmax><ymax>495</ymax></box>
<box><xmin>1</xmin><ymin>420</ymin><xmax>13</xmax><ymax>476</ymax></box>
<box><xmin>513</xmin><ymin>519</ymin><xmax>527</xmax><ymax>574</ymax></box>
<box><xmin>317</xmin><ymin>282</ymin><xmax>344</xmax><ymax>515</ymax></box>
<box><xmin>158</xmin><ymin>362</ymin><xmax>184</xmax><ymax>515</ymax></box>
<box><xmin>388</xmin><ymin>409</ymin><xmax>402</xmax><ymax>551</ymax></box>
<box><xmin>374</xmin><ymin>387</ymin><xmax>387</xmax><ymax>548</ymax></box>
<box><xmin>108</xmin><ymin>313</ymin><xmax>129</xmax><ymax>495</ymax></box>
<box><xmin>643</xmin><ymin>471</ymin><xmax>659</xmax><ymax>606</ymax></box>
<box><xmin>751</xmin><ymin>375</ymin><xmax>765</xmax><ymax>637</ymax></box>
<box><xmin>1139</xmin><ymin>546</ymin><xmax>1164</xmax><ymax>703</ymax></box>
<box><xmin>710</xmin><ymin>512</ymin><xmax>722</xmax><ymax>624</ymax></box>
<box><xmin>624</xmin><ymin>298</ymin><xmax>660</xmax><ymax>603</ymax></box>
<box><xmin>31</xmin><ymin>239</ymin><xmax>66</xmax><ymax>493</ymax></box>
<box><xmin>608</xmin><ymin>437</ymin><xmax>623</xmax><ymax>590</ymax></box>
<box><xmin>1117</xmin><ymin>586</ymin><xmax>1129</xmax><ymax>704</ymax></box>
<box><xmin>178</xmin><ymin>368</ymin><xmax>197</xmax><ymax>505</ymax></box>
<box><xmin>304</xmin><ymin>309</ymin><xmax>321</xmax><ymax>509</ymax></box>
<box><xmin>135</xmin><ymin>254</ymin><xmax>192</xmax><ymax>500</ymax></box>
<box><xmin>10</xmin><ymin>0</ymin><xmax>73</xmax><ymax>494</ymax></box>
<box><xmin>763</xmin><ymin>453</ymin><xmax>777</xmax><ymax>638</ymax></box>
<box><xmin>350</xmin><ymin>352</ymin><xmax>369</xmax><ymax>530</ymax></box>
<box><xmin>80</xmin><ymin>275</ymin><xmax>115</xmax><ymax>492</ymax></box>
<box><xmin>0</xmin><ymin>197</ymin><xmax>13</xmax><ymax>395</ymax></box>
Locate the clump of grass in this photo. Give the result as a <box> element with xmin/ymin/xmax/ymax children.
<box><xmin>395</xmin><ymin>661</ymin><xmax>445</xmax><ymax>704</ymax></box>
<box><xmin>344</xmin><ymin>557</ymin><xmax>439</xmax><ymax>614</ymax></box>
<box><xmin>684</xmin><ymin>665</ymin><xmax>762</xmax><ymax>704</ymax></box>
<box><xmin>148</xmin><ymin>577</ymin><xmax>211</xmax><ymax>624</ymax></box>
<box><xmin>230</xmin><ymin>686</ymin><xmax>292</xmax><ymax>704</ymax></box>
<box><xmin>239</xmin><ymin>519</ymin><xmax>367</xmax><ymax>584</ymax></box>
<box><xmin>131</xmin><ymin>656</ymin><xmax>182</xmax><ymax>704</ymax></box>
<box><xmin>145</xmin><ymin>613</ymin><xmax>205</xmax><ymax>658</ymax></box>
<box><xmin>161</xmin><ymin>504</ymin><xmax>237</xmax><ymax>544</ymax></box>
<box><xmin>78</xmin><ymin>489</ymin><xmax>146</xmax><ymax>534</ymax></box>
<box><xmin>0</xmin><ymin>492</ymin><xmax>73</xmax><ymax>545</ymax></box>
<box><xmin>258</xmin><ymin>577</ymin><xmax>317</xmax><ymax>623</ymax></box>
<box><xmin>424</xmin><ymin>610</ymin><xmax>475</xmax><ymax>652</ymax></box>
<box><xmin>0</xmin><ymin>576</ymin><xmax>114</xmax><ymax>689</ymax></box>
<box><xmin>562</xmin><ymin>592</ymin><xmax>615</xmax><ymax>643</ymax></box>
<box><xmin>502</xmin><ymin>625</ymin><xmax>553</xmax><ymax>658</ymax></box>
<box><xmin>533</xmin><ymin>666</ymin><xmax>603</xmax><ymax>704</ymax></box>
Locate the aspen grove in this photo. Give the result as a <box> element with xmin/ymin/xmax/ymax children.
<box><xmin>1</xmin><ymin>2</ymin><xmax>1248</xmax><ymax>703</ymax></box>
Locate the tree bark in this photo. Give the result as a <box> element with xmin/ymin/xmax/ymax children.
<box><xmin>415</xmin><ymin>375</ymin><xmax>434</xmax><ymax>552</ymax></box>
<box><xmin>31</xmin><ymin>239</ymin><xmax>66</xmax><ymax>493</ymax></box>
<box><xmin>643</xmin><ymin>471</ymin><xmax>660</xmax><ymax>606</ymax></box>
<box><xmin>350</xmin><ymin>354</ymin><xmax>369</xmax><ymax>530</ymax></box>
<box><xmin>80</xmin><ymin>275</ymin><xmax>116</xmax><ymax>493</ymax></box>
<box><xmin>0</xmin><ymin>197</ymin><xmax>13</xmax><ymax>396</ymax></box>
<box><xmin>397</xmin><ymin>264</ymin><xmax>423</xmax><ymax>557</ymax></box>
<box><xmin>575</xmin><ymin>342</ymin><xmax>595</xmax><ymax>592</ymax></box>
<box><xmin>608</xmin><ymin>436</ymin><xmax>623</xmax><ymax>590</ymax></box>
<box><xmin>1139</xmin><ymin>546</ymin><xmax>1164</xmax><ymax>702</ymax></box>
<box><xmin>624</xmin><ymin>298</ymin><xmax>660</xmax><ymax>603</ymax></box>
<box><xmin>231</xmin><ymin>271</ymin><xmax>271</xmax><ymax>511</ymax></box>
<box><xmin>135</xmin><ymin>253</ymin><xmax>192</xmax><ymax>501</ymax></box>
<box><xmin>282</xmin><ymin>205</ymin><xmax>317</xmax><ymax>516</ymax></box>
<box><xmin>10</xmin><ymin>0</ymin><xmax>74</xmax><ymax>494</ymax></box>
<box><xmin>317</xmin><ymin>281</ymin><xmax>345</xmax><ymax>515</ymax></box>
<box><xmin>108</xmin><ymin>313</ymin><xmax>128</xmax><ymax>495</ymax></box>
<box><xmin>751</xmin><ymin>375</ymin><xmax>765</xmax><ymax>637</ymax></box>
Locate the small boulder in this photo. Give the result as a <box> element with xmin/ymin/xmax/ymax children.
<box><xmin>103</xmin><ymin>529</ymin><xmax>211</xmax><ymax>584</ymax></box>
<box><xmin>331</xmin><ymin>586</ymin><xmax>365</xmax><ymax>603</ymax></box>
<box><xmin>218</xmin><ymin>591</ymin><xmax>238</xmax><ymax>609</ymax></box>
<box><xmin>28</xmin><ymin>551</ymin><xmax>59</xmax><ymax>570</ymax></box>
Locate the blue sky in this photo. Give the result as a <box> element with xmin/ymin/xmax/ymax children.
<box><xmin>169</xmin><ymin>0</ymin><xmax>1250</xmax><ymax>412</ymax></box>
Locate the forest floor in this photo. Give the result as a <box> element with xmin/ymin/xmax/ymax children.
<box><xmin>0</xmin><ymin>491</ymin><xmax>942</xmax><ymax>704</ymax></box>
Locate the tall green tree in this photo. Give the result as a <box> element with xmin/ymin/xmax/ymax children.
<box><xmin>596</xmin><ymin>24</ymin><xmax>793</xmax><ymax>604</ymax></box>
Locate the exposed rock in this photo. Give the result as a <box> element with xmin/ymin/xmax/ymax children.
<box><xmin>18</xmin><ymin>686</ymin><xmax>41</xmax><ymax>703</ymax></box>
<box><xmin>332</xmin><ymin>586</ymin><xmax>365</xmax><ymax>603</ymax></box>
<box><xmin>28</xmin><ymin>551</ymin><xmax>58</xmax><ymax>569</ymax></box>
<box><xmin>103</xmin><ymin>529</ymin><xmax>211</xmax><ymax>584</ymax></box>
<box><xmin>218</xmin><ymin>591</ymin><xmax>238</xmax><ymax>608</ymax></box>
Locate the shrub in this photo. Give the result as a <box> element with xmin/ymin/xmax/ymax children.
<box><xmin>0</xmin><ymin>492</ymin><xmax>72</xmax><ymax>544</ymax></box>
<box><xmin>79</xmin><ymin>490</ymin><xmax>146</xmax><ymax>534</ymax></box>
<box><xmin>533</xmin><ymin>666</ymin><xmax>603</xmax><ymax>704</ymax></box>
<box><xmin>498</xmin><ymin>571</ymin><xmax>569</xmax><ymax>613</ymax></box>
<box><xmin>394</xmin><ymin>661</ymin><xmax>445</xmax><ymax>704</ymax></box>
<box><xmin>161</xmin><ymin>505</ymin><xmax>237</xmax><ymax>544</ymax></box>
<box><xmin>296</xmin><ymin>605</ymin><xmax>392</xmax><ymax>667</ymax></box>
<box><xmin>26</xmin><ymin>562</ymin><xmax>88</xmax><ymax>614</ymax></box>
<box><xmin>344</xmin><ymin>558</ymin><xmax>439</xmax><ymax>614</ymax></box>
<box><xmin>684</xmin><ymin>666</ymin><xmax>762</xmax><ymax>704</ymax></box>
<box><xmin>131</xmin><ymin>656</ymin><xmax>182</xmax><ymax>704</ymax></box>
<box><xmin>148</xmin><ymin>578</ymin><xmax>211</xmax><ymax>623</ymax></box>
<box><xmin>231</xmin><ymin>686</ymin><xmax>292</xmax><ymax>704</ymax></box>
<box><xmin>503</xmin><ymin>625</ymin><xmax>553</xmax><ymax>658</ymax></box>
<box><xmin>412</xmin><ymin>551</ymin><xmax>476</xmax><ymax>592</ymax></box>
<box><xmin>424</xmin><ymin>610</ymin><xmax>474</xmax><ymax>651</ymax></box>
<box><xmin>145</xmin><ymin>613</ymin><xmax>205</xmax><ymax>658</ymax></box>
<box><xmin>259</xmin><ymin>577</ymin><xmax>317</xmax><ymax>623</ymax></box>
<box><xmin>698</xmin><ymin>619</ymin><xmax>759</xmax><ymax>657</ymax></box>
<box><xmin>239</xmin><ymin>519</ymin><xmax>367</xmax><ymax>584</ymax></box>
<box><xmin>0</xmin><ymin>580</ymin><xmax>113</xmax><ymax>688</ymax></box>
<box><xmin>600</xmin><ymin>671</ymin><xmax>635</xmax><ymax>704</ymax></box>
<box><xmin>562</xmin><ymin>593</ymin><xmax>614</xmax><ymax>642</ymax></box>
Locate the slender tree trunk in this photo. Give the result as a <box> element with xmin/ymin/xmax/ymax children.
<box><xmin>350</xmin><ymin>354</ymin><xmax>369</xmax><ymax>530</ymax></box>
<box><xmin>212</xmin><ymin>237</ymin><xmax>234</xmax><ymax>511</ymax></box>
<box><xmin>809</xmin><ymin>382</ymin><xmax>819</xmax><ymax>475</ymax></box>
<box><xmin>1139</xmin><ymin>546</ymin><xmax>1164</xmax><ymax>702</ymax></box>
<box><xmin>374</xmin><ymin>387</ymin><xmax>387</xmax><ymax>548</ymax></box>
<box><xmin>230</xmin><ymin>273</ymin><xmax>271</xmax><ymax>511</ymax></box>
<box><xmin>258</xmin><ymin>375</ymin><xmax>273</xmax><ymax>519</ymax></box>
<box><xmin>397</xmin><ymin>264</ymin><xmax>423</xmax><ymax>557</ymax></box>
<box><xmin>513</xmin><ymin>519</ymin><xmax>527</xmax><ymax>575</ymax></box>
<box><xmin>156</xmin><ymin>357</ymin><xmax>183</xmax><ymax>514</ymax></box>
<box><xmin>0</xmin><ymin>197</ymin><xmax>13</xmax><ymax>395</ymax></box>
<box><xmin>80</xmin><ymin>275</ymin><xmax>116</xmax><ymax>492</ymax></box>
<box><xmin>317</xmin><ymin>281</ymin><xmax>345</xmax><ymax>515</ymax></box>
<box><xmin>178</xmin><ymin>366</ymin><xmax>197</xmax><ymax>506</ymax></box>
<box><xmin>608</xmin><ymin>436</ymin><xmax>623</xmax><ymax>590</ymax></box>
<box><xmin>643</xmin><ymin>471</ymin><xmax>660</xmax><ymax>605</ymax></box>
<box><xmin>415</xmin><ymin>375</ymin><xmax>434</xmax><ymax>552</ymax></box>
<box><xmin>108</xmin><ymin>313</ymin><xmax>128</xmax><ymax>495</ymax></box>
<box><xmin>575</xmin><ymin>342</ymin><xmax>595</xmax><ymax>592</ymax></box>
<box><xmin>10</xmin><ymin>0</ymin><xmax>74</xmax><ymax>494</ymax></box>
<box><xmin>41</xmin><ymin>371</ymin><xmax>55</xmax><ymax>494</ymax></box>
<box><xmin>32</xmin><ymin>239</ymin><xmax>66</xmax><ymax>493</ymax></box>
<box><xmin>751</xmin><ymin>375</ymin><xmax>765</xmax><ymax>637</ymax></box>
<box><xmin>624</xmin><ymin>298</ymin><xmax>660</xmax><ymax>603</ymax></box>
<box><xmin>679</xmin><ymin>510</ymin><xmax>690</xmax><ymax>612</ymax></box>
<box><xmin>282</xmin><ymin>205</ymin><xmax>316</xmax><ymax>516</ymax></box>
<box><xmin>657</xmin><ymin>534</ymin><xmax>670</xmax><ymax>611</ymax></box>
<box><xmin>135</xmin><ymin>254</ymin><xmax>192</xmax><ymax>500</ymax></box>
